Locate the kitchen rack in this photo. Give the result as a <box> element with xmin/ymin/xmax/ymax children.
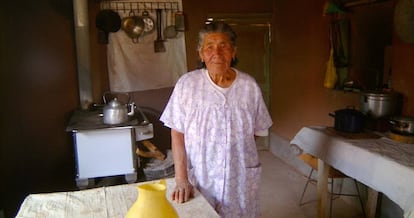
<box><xmin>100</xmin><ymin>1</ymin><xmax>180</xmax><ymax>13</ymax></box>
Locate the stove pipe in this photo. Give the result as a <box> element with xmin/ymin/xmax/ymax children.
<box><xmin>73</xmin><ymin>0</ymin><xmax>93</xmax><ymax>110</ymax></box>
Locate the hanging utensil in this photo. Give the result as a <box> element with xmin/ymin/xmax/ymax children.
<box><xmin>154</xmin><ymin>9</ymin><xmax>166</xmax><ymax>52</ymax></box>
<box><xmin>164</xmin><ymin>9</ymin><xmax>177</xmax><ymax>39</ymax></box>
<box><xmin>174</xmin><ymin>11</ymin><xmax>185</xmax><ymax>32</ymax></box>
<box><xmin>141</xmin><ymin>10</ymin><xmax>155</xmax><ymax>36</ymax></box>
<box><xmin>95</xmin><ymin>9</ymin><xmax>121</xmax><ymax>44</ymax></box>
<box><xmin>121</xmin><ymin>10</ymin><xmax>145</xmax><ymax>43</ymax></box>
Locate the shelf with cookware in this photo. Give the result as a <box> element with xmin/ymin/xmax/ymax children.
<box><xmin>97</xmin><ymin>0</ymin><xmax>185</xmax><ymax>45</ymax></box>
<box><xmin>96</xmin><ymin>0</ymin><xmax>188</xmax><ymax>92</ymax></box>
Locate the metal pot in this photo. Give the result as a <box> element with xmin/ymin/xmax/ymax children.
<box><xmin>103</xmin><ymin>98</ymin><xmax>135</xmax><ymax>125</ymax></box>
<box><xmin>389</xmin><ymin>116</ymin><xmax>414</xmax><ymax>135</ymax></box>
<box><xmin>329</xmin><ymin>107</ymin><xmax>366</xmax><ymax>133</ymax></box>
<box><xmin>121</xmin><ymin>10</ymin><xmax>145</xmax><ymax>43</ymax></box>
<box><xmin>360</xmin><ymin>90</ymin><xmax>402</xmax><ymax>119</ymax></box>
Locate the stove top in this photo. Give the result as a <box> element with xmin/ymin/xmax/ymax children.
<box><xmin>66</xmin><ymin>109</ymin><xmax>141</xmax><ymax>132</ymax></box>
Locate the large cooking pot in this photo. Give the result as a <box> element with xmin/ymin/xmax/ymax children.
<box><xmin>389</xmin><ymin>116</ymin><xmax>414</xmax><ymax>135</ymax></box>
<box><xmin>329</xmin><ymin>107</ymin><xmax>366</xmax><ymax>133</ymax></box>
<box><xmin>360</xmin><ymin>90</ymin><xmax>402</xmax><ymax>119</ymax></box>
<box><xmin>103</xmin><ymin>98</ymin><xmax>135</xmax><ymax>125</ymax></box>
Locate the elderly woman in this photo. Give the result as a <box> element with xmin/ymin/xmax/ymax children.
<box><xmin>160</xmin><ymin>22</ymin><xmax>273</xmax><ymax>217</ymax></box>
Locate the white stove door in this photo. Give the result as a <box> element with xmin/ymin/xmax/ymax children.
<box><xmin>74</xmin><ymin>128</ymin><xmax>136</xmax><ymax>179</ymax></box>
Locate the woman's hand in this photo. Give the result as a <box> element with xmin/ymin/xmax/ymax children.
<box><xmin>170</xmin><ymin>129</ymin><xmax>193</xmax><ymax>203</ymax></box>
<box><xmin>171</xmin><ymin>179</ymin><xmax>194</xmax><ymax>203</ymax></box>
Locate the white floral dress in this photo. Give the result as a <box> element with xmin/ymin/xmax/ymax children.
<box><xmin>160</xmin><ymin>68</ymin><xmax>273</xmax><ymax>217</ymax></box>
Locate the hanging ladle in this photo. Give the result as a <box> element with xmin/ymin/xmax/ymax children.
<box><xmin>154</xmin><ymin>9</ymin><xmax>166</xmax><ymax>52</ymax></box>
<box><xmin>164</xmin><ymin>9</ymin><xmax>177</xmax><ymax>39</ymax></box>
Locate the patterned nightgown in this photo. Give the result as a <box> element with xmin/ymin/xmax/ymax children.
<box><xmin>160</xmin><ymin>68</ymin><xmax>273</xmax><ymax>217</ymax></box>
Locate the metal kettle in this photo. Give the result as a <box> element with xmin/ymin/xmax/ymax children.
<box><xmin>103</xmin><ymin>98</ymin><xmax>135</xmax><ymax>125</ymax></box>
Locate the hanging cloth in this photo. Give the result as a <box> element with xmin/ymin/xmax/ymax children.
<box><xmin>324</xmin><ymin>23</ymin><xmax>338</xmax><ymax>89</ymax></box>
<box><xmin>106</xmin><ymin>9</ymin><xmax>187</xmax><ymax>92</ymax></box>
<box><xmin>332</xmin><ymin>18</ymin><xmax>350</xmax><ymax>88</ymax></box>
<box><xmin>324</xmin><ymin>48</ymin><xmax>338</xmax><ymax>89</ymax></box>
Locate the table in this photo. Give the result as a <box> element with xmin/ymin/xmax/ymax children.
<box><xmin>290</xmin><ymin>126</ymin><xmax>414</xmax><ymax>218</ymax></box>
<box><xmin>15</xmin><ymin>178</ymin><xmax>219</xmax><ymax>218</ymax></box>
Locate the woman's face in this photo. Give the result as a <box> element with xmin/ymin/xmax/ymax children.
<box><xmin>199</xmin><ymin>32</ymin><xmax>236</xmax><ymax>72</ymax></box>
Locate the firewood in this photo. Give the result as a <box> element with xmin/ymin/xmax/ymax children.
<box><xmin>136</xmin><ymin>140</ymin><xmax>166</xmax><ymax>160</ymax></box>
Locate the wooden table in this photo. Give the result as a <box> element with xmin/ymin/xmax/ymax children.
<box><xmin>16</xmin><ymin>178</ymin><xmax>219</xmax><ymax>218</ymax></box>
<box><xmin>290</xmin><ymin>126</ymin><xmax>414</xmax><ymax>218</ymax></box>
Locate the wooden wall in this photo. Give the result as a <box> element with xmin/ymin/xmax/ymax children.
<box><xmin>271</xmin><ymin>0</ymin><xmax>413</xmax><ymax>140</ymax></box>
<box><xmin>0</xmin><ymin>1</ymin><xmax>79</xmax><ymax>217</ymax></box>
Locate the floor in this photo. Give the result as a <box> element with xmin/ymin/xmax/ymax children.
<box><xmin>258</xmin><ymin>149</ymin><xmax>365</xmax><ymax>218</ymax></box>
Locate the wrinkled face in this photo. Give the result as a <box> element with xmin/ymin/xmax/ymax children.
<box><xmin>199</xmin><ymin>32</ymin><xmax>236</xmax><ymax>71</ymax></box>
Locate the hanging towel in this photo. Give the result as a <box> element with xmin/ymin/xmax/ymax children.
<box><xmin>324</xmin><ymin>48</ymin><xmax>338</xmax><ymax>89</ymax></box>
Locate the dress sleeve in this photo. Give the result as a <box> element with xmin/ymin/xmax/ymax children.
<box><xmin>254</xmin><ymin>85</ymin><xmax>273</xmax><ymax>136</ymax></box>
<box><xmin>159</xmin><ymin>77</ymin><xmax>186</xmax><ymax>133</ymax></box>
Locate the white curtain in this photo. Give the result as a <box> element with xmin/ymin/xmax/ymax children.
<box><xmin>105</xmin><ymin>2</ymin><xmax>187</xmax><ymax>92</ymax></box>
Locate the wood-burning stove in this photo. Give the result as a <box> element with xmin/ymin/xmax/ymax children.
<box><xmin>66</xmin><ymin>109</ymin><xmax>153</xmax><ymax>189</ymax></box>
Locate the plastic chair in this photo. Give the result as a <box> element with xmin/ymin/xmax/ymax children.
<box><xmin>298</xmin><ymin>153</ymin><xmax>365</xmax><ymax>218</ymax></box>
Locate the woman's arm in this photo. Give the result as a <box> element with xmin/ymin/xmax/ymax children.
<box><xmin>170</xmin><ymin>128</ymin><xmax>194</xmax><ymax>203</ymax></box>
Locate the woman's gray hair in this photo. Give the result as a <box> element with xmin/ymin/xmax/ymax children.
<box><xmin>196</xmin><ymin>21</ymin><xmax>238</xmax><ymax>68</ymax></box>
<box><xmin>197</xmin><ymin>22</ymin><xmax>237</xmax><ymax>51</ymax></box>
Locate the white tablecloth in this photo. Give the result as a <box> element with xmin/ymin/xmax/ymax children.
<box><xmin>290</xmin><ymin>126</ymin><xmax>414</xmax><ymax>218</ymax></box>
<box><xmin>16</xmin><ymin>178</ymin><xmax>219</xmax><ymax>218</ymax></box>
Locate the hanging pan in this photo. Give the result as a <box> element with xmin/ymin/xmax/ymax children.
<box><xmin>141</xmin><ymin>10</ymin><xmax>155</xmax><ymax>36</ymax></box>
<box><xmin>96</xmin><ymin>9</ymin><xmax>121</xmax><ymax>44</ymax></box>
<box><xmin>121</xmin><ymin>10</ymin><xmax>145</xmax><ymax>43</ymax></box>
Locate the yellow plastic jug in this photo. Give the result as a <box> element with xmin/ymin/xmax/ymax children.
<box><xmin>126</xmin><ymin>179</ymin><xmax>178</xmax><ymax>218</ymax></box>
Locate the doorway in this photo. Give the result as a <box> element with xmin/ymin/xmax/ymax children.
<box><xmin>206</xmin><ymin>13</ymin><xmax>272</xmax><ymax>148</ymax></box>
<box><xmin>207</xmin><ymin>13</ymin><xmax>272</xmax><ymax>107</ymax></box>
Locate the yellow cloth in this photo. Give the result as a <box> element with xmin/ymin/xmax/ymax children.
<box><xmin>323</xmin><ymin>48</ymin><xmax>337</xmax><ymax>89</ymax></box>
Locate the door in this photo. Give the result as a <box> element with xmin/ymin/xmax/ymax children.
<box><xmin>206</xmin><ymin>13</ymin><xmax>272</xmax><ymax>108</ymax></box>
<box><xmin>207</xmin><ymin>13</ymin><xmax>272</xmax><ymax>148</ymax></box>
